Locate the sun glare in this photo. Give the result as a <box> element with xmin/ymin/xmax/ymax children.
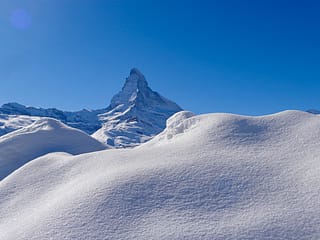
<box><xmin>10</xmin><ymin>8</ymin><xmax>31</xmax><ymax>30</ymax></box>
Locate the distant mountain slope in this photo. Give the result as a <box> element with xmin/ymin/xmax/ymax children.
<box><xmin>0</xmin><ymin>118</ymin><xmax>107</xmax><ymax>180</ymax></box>
<box><xmin>0</xmin><ymin>68</ymin><xmax>182</xmax><ymax>147</ymax></box>
<box><xmin>0</xmin><ymin>102</ymin><xmax>104</xmax><ymax>134</ymax></box>
<box><xmin>307</xmin><ymin>109</ymin><xmax>320</xmax><ymax>114</ymax></box>
<box><xmin>1</xmin><ymin>110</ymin><xmax>320</xmax><ymax>239</ymax></box>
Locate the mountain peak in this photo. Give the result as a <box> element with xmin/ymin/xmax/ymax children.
<box><xmin>129</xmin><ymin>67</ymin><xmax>144</xmax><ymax>77</ymax></box>
<box><xmin>94</xmin><ymin>68</ymin><xmax>183</xmax><ymax>147</ymax></box>
<box><xmin>126</xmin><ymin>67</ymin><xmax>148</xmax><ymax>90</ymax></box>
<box><xmin>110</xmin><ymin>68</ymin><xmax>149</xmax><ymax>108</ymax></box>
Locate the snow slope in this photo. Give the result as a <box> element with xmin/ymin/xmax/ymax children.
<box><xmin>0</xmin><ymin>114</ymin><xmax>40</xmax><ymax>136</ymax></box>
<box><xmin>1</xmin><ymin>110</ymin><xmax>320</xmax><ymax>239</ymax></box>
<box><xmin>0</xmin><ymin>118</ymin><xmax>107</xmax><ymax>181</ymax></box>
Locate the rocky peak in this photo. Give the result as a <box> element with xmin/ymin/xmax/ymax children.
<box><xmin>93</xmin><ymin>68</ymin><xmax>183</xmax><ymax>147</ymax></box>
<box><xmin>110</xmin><ymin>68</ymin><xmax>150</xmax><ymax>109</ymax></box>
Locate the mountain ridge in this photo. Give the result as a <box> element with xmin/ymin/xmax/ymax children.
<box><xmin>0</xmin><ymin>68</ymin><xmax>182</xmax><ymax>147</ymax></box>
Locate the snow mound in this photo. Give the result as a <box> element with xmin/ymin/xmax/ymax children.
<box><xmin>166</xmin><ymin>111</ymin><xmax>195</xmax><ymax>129</ymax></box>
<box><xmin>150</xmin><ymin>111</ymin><xmax>197</xmax><ymax>141</ymax></box>
<box><xmin>0</xmin><ymin>114</ymin><xmax>40</xmax><ymax>136</ymax></box>
<box><xmin>1</xmin><ymin>110</ymin><xmax>320</xmax><ymax>239</ymax></box>
<box><xmin>0</xmin><ymin>118</ymin><xmax>107</xmax><ymax>180</ymax></box>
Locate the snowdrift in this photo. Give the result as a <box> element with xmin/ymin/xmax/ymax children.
<box><xmin>1</xmin><ymin>110</ymin><xmax>320</xmax><ymax>239</ymax></box>
<box><xmin>0</xmin><ymin>114</ymin><xmax>40</xmax><ymax>136</ymax></box>
<box><xmin>0</xmin><ymin>118</ymin><xmax>107</xmax><ymax>180</ymax></box>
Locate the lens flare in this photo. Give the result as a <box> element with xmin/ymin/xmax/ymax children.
<box><xmin>10</xmin><ymin>9</ymin><xmax>31</xmax><ymax>30</ymax></box>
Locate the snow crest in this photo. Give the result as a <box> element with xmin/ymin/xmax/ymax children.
<box><xmin>0</xmin><ymin>118</ymin><xmax>107</xmax><ymax>180</ymax></box>
<box><xmin>152</xmin><ymin>111</ymin><xmax>197</xmax><ymax>141</ymax></box>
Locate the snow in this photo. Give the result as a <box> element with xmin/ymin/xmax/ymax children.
<box><xmin>307</xmin><ymin>109</ymin><xmax>320</xmax><ymax>114</ymax></box>
<box><xmin>0</xmin><ymin>118</ymin><xmax>107</xmax><ymax>180</ymax></box>
<box><xmin>109</xmin><ymin>68</ymin><xmax>149</xmax><ymax>109</ymax></box>
<box><xmin>1</xmin><ymin>110</ymin><xmax>320</xmax><ymax>239</ymax></box>
<box><xmin>0</xmin><ymin>68</ymin><xmax>182</xmax><ymax>148</ymax></box>
<box><xmin>92</xmin><ymin>68</ymin><xmax>182</xmax><ymax>147</ymax></box>
<box><xmin>0</xmin><ymin>103</ymin><xmax>104</xmax><ymax>135</ymax></box>
<box><xmin>161</xmin><ymin>111</ymin><xmax>196</xmax><ymax>140</ymax></box>
<box><xmin>0</xmin><ymin>114</ymin><xmax>40</xmax><ymax>136</ymax></box>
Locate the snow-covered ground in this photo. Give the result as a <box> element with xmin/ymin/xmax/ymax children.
<box><xmin>0</xmin><ymin>114</ymin><xmax>40</xmax><ymax>136</ymax></box>
<box><xmin>0</xmin><ymin>118</ymin><xmax>107</xmax><ymax>180</ymax></box>
<box><xmin>1</xmin><ymin>110</ymin><xmax>320</xmax><ymax>239</ymax></box>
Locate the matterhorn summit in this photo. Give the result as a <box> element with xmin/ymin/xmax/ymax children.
<box><xmin>109</xmin><ymin>68</ymin><xmax>149</xmax><ymax>109</ymax></box>
<box><xmin>93</xmin><ymin>68</ymin><xmax>182</xmax><ymax>147</ymax></box>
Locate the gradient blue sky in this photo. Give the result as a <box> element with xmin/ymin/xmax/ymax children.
<box><xmin>0</xmin><ymin>0</ymin><xmax>319</xmax><ymax>115</ymax></box>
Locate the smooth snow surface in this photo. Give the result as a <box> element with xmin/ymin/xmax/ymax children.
<box><xmin>1</xmin><ymin>110</ymin><xmax>320</xmax><ymax>239</ymax></box>
<box><xmin>0</xmin><ymin>118</ymin><xmax>107</xmax><ymax>180</ymax></box>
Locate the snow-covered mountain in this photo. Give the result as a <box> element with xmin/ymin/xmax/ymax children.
<box><xmin>0</xmin><ymin>118</ymin><xmax>107</xmax><ymax>180</ymax></box>
<box><xmin>0</xmin><ymin>102</ymin><xmax>104</xmax><ymax>134</ymax></box>
<box><xmin>92</xmin><ymin>68</ymin><xmax>182</xmax><ymax>147</ymax></box>
<box><xmin>0</xmin><ymin>68</ymin><xmax>182</xmax><ymax>147</ymax></box>
<box><xmin>1</xmin><ymin>110</ymin><xmax>320</xmax><ymax>239</ymax></box>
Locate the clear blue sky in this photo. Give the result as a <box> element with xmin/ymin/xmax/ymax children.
<box><xmin>0</xmin><ymin>0</ymin><xmax>319</xmax><ymax>115</ymax></box>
